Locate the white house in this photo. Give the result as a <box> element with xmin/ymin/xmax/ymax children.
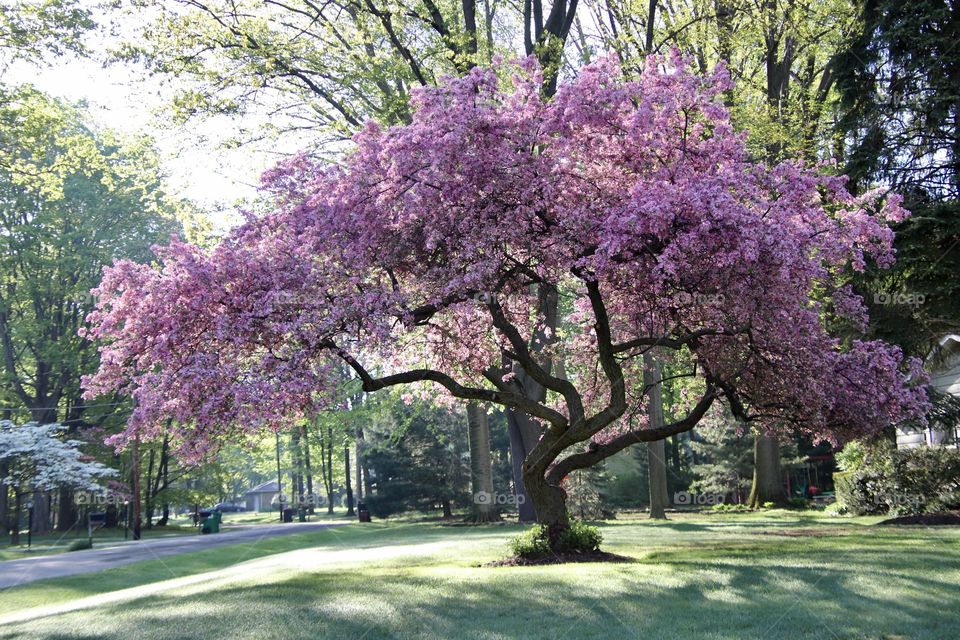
<box><xmin>897</xmin><ymin>334</ymin><xmax>960</xmax><ymax>449</ymax></box>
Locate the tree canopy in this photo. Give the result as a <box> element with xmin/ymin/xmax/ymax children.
<box><xmin>85</xmin><ymin>52</ymin><xmax>928</xmax><ymax>528</ymax></box>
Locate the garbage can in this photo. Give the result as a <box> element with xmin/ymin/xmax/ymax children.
<box><xmin>298</xmin><ymin>507</ymin><xmax>307</xmax><ymax>522</ymax></box>
<box><xmin>357</xmin><ymin>501</ymin><xmax>371</xmax><ymax>523</ymax></box>
<box><xmin>201</xmin><ymin>514</ymin><xmax>220</xmax><ymax>534</ymax></box>
<box><xmin>282</xmin><ymin>507</ymin><xmax>294</xmax><ymax>523</ymax></box>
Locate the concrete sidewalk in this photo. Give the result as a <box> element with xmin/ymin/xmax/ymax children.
<box><xmin>0</xmin><ymin>521</ymin><xmax>347</xmax><ymax>589</ymax></box>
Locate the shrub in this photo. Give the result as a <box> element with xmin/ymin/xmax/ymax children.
<box><xmin>66</xmin><ymin>538</ymin><xmax>92</xmax><ymax>551</ymax></box>
<box><xmin>833</xmin><ymin>469</ymin><xmax>887</xmax><ymax>515</ymax></box>
<box><xmin>557</xmin><ymin>520</ymin><xmax>602</xmax><ymax>553</ymax></box>
<box><xmin>833</xmin><ymin>442</ymin><xmax>960</xmax><ymax>516</ymax></box>
<box><xmin>508</xmin><ymin>521</ymin><xmax>603</xmax><ymax>558</ymax></box>
<box><xmin>508</xmin><ymin>524</ymin><xmax>552</xmax><ymax>558</ymax></box>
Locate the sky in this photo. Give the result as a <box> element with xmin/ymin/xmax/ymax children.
<box><xmin>6</xmin><ymin>45</ymin><xmax>274</xmax><ymax>230</ymax></box>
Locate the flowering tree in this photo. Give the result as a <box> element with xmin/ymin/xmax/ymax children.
<box><xmin>84</xmin><ymin>53</ymin><xmax>928</xmax><ymax>541</ymax></box>
<box><xmin>0</xmin><ymin>421</ymin><xmax>116</xmax><ymax>496</ymax></box>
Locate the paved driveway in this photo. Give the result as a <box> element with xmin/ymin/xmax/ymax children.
<box><xmin>0</xmin><ymin>521</ymin><xmax>346</xmax><ymax>589</ymax></box>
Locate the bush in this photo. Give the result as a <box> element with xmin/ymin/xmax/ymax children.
<box><xmin>557</xmin><ymin>520</ymin><xmax>602</xmax><ymax>553</ymax></box>
<box><xmin>508</xmin><ymin>521</ymin><xmax>603</xmax><ymax>558</ymax></box>
<box><xmin>66</xmin><ymin>538</ymin><xmax>92</xmax><ymax>551</ymax></box>
<box><xmin>833</xmin><ymin>442</ymin><xmax>960</xmax><ymax>516</ymax></box>
<box><xmin>508</xmin><ymin>524</ymin><xmax>552</xmax><ymax>558</ymax></box>
<box><xmin>833</xmin><ymin>470</ymin><xmax>888</xmax><ymax>515</ymax></box>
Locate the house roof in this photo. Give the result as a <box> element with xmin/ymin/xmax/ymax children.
<box><xmin>244</xmin><ymin>480</ymin><xmax>280</xmax><ymax>494</ymax></box>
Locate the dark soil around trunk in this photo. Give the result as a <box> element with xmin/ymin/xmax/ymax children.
<box><xmin>484</xmin><ymin>550</ymin><xmax>633</xmax><ymax>567</ymax></box>
<box><xmin>877</xmin><ymin>511</ymin><xmax>960</xmax><ymax>526</ymax></box>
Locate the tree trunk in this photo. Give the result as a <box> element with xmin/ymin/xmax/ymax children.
<box><xmin>290</xmin><ymin>427</ymin><xmax>303</xmax><ymax>505</ymax></box>
<box><xmin>11</xmin><ymin>491</ymin><xmax>21</xmax><ymax>545</ymax></box>
<box><xmin>56</xmin><ymin>486</ymin><xmax>76</xmax><ymax>533</ymax></box>
<box><xmin>358</xmin><ymin>427</ymin><xmax>372</xmax><ymax>498</ymax></box>
<box><xmin>645</xmin><ymin>354</ymin><xmax>669</xmax><ymax>519</ymax></box>
<box><xmin>354</xmin><ymin>439</ymin><xmax>363</xmax><ymax>502</ymax></box>
<box><xmin>156</xmin><ymin>441</ymin><xmax>170</xmax><ymax>526</ymax></box>
<box><xmin>144</xmin><ymin>445</ymin><xmax>156</xmax><ymax>529</ymax></box>
<box><xmin>506</xmin><ymin>410</ymin><xmax>538</xmax><ymax>521</ymax></box>
<box><xmin>344</xmin><ymin>445</ymin><xmax>355</xmax><ymax>516</ymax></box>
<box><xmin>131</xmin><ymin>437</ymin><xmax>142</xmax><ymax>539</ymax></box>
<box><xmin>647</xmin><ymin>440</ymin><xmax>669</xmax><ymax>519</ymax></box>
<box><xmin>31</xmin><ymin>490</ymin><xmax>52</xmax><ymax>534</ymax></box>
<box><xmin>505</xmin><ymin>283</ymin><xmax>558</xmax><ymax>523</ymax></box>
<box><xmin>0</xmin><ymin>462</ymin><xmax>8</xmax><ymax>536</ymax></box>
<box><xmin>748</xmin><ymin>434</ymin><xmax>788</xmax><ymax>508</ymax></box>
<box><xmin>325</xmin><ymin>425</ymin><xmax>334</xmax><ymax>514</ymax></box>
<box><xmin>303</xmin><ymin>424</ymin><xmax>315</xmax><ymax>513</ymax></box>
<box><xmin>522</xmin><ymin>465</ymin><xmax>569</xmax><ymax>541</ymax></box>
<box><xmin>466</xmin><ymin>402</ymin><xmax>500</xmax><ymax>522</ymax></box>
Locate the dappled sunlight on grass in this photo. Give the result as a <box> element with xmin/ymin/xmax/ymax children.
<box><xmin>0</xmin><ymin>512</ymin><xmax>957</xmax><ymax>639</ymax></box>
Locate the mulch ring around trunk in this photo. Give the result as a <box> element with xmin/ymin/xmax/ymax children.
<box><xmin>484</xmin><ymin>550</ymin><xmax>634</xmax><ymax>567</ymax></box>
<box><xmin>877</xmin><ymin>511</ymin><xmax>960</xmax><ymax>526</ymax></box>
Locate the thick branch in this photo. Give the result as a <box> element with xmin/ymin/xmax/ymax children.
<box><xmin>486</xmin><ymin>298</ymin><xmax>585</xmax><ymax>422</ymax></box>
<box><xmin>329</xmin><ymin>344</ymin><xmax>567</xmax><ymax>427</ymax></box>
<box><xmin>546</xmin><ymin>384</ymin><xmax>718</xmax><ymax>483</ymax></box>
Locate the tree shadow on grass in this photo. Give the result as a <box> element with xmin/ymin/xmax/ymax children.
<box><xmin>2</xmin><ymin>537</ymin><xmax>958</xmax><ymax>640</ymax></box>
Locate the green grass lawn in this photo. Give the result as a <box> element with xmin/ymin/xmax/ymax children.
<box><xmin>1</xmin><ymin>511</ymin><xmax>958</xmax><ymax>639</ymax></box>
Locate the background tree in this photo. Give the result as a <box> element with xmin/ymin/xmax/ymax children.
<box><xmin>363</xmin><ymin>397</ymin><xmax>469</xmax><ymax>518</ymax></box>
<box><xmin>836</xmin><ymin>0</ymin><xmax>960</xmax><ymax>360</ymax></box>
<box><xmin>0</xmin><ymin>86</ymin><xmax>189</xmax><ymax>533</ymax></box>
<box><xmin>0</xmin><ymin>420</ymin><xmax>114</xmax><ymax>544</ymax></box>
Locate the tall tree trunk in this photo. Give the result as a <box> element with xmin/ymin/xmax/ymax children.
<box><xmin>344</xmin><ymin>446</ymin><xmax>355</xmax><ymax>516</ymax></box>
<box><xmin>466</xmin><ymin>402</ymin><xmax>500</xmax><ymax>522</ymax></box>
<box><xmin>748</xmin><ymin>434</ymin><xmax>788</xmax><ymax>508</ymax></box>
<box><xmin>302</xmin><ymin>424</ymin><xmax>315</xmax><ymax>513</ymax></box>
<box><xmin>144</xmin><ymin>445</ymin><xmax>156</xmax><ymax>529</ymax></box>
<box><xmin>156</xmin><ymin>440</ymin><xmax>170</xmax><ymax>526</ymax></box>
<box><xmin>290</xmin><ymin>427</ymin><xmax>303</xmax><ymax>505</ymax></box>
<box><xmin>31</xmin><ymin>490</ymin><xmax>52</xmax><ymax>535</ymax></box>
<box><xmin>11</xmin><ymin>491</ymin><xmax>21</xmax><ymax>545</ymax></box>
<box><xmin>354</xmin><ymin>439</ymin><xmax>363</xmax><ymax>502</ymax></box>
<box><xmin>644</xmin><ymin>0</ymin><xmax>657</xmax><ymax>52</ymax></box>
<box><xmin>131</xmin><ymin>437</ymin><xmax>142</xmax><ymax>539</ymax></box>
<box><xmin>0</xmin><ymin>462</ymin><xmax>9</xmax><ymax>536</ymax></box>
<box><xmin>325</xmin><ymin>425</ymin><xmax>334</xmax><ymax>514</ymax></box>
<box><xmin>506</xmin><ymin>410</ymin><xmax>538</xmax><ymax>521</ymax></box>
<box><xmin>644</xmin><ymin>353</ymin><xmax>669</xmax><ymax>519</ymax></box>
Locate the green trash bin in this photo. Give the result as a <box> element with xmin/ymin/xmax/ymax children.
<box><xmin>298</xmin><ymin>508</ymin><xmax>306</xmax><ymax>522</ymax></box>
<box><xmin>201</xmin><ymin>512</ymin><xmax>221</xmax><ymax>534</ymax></box>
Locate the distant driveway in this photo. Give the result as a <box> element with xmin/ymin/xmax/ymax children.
<box><xmin>0</xmin><ymin>521</ymin><xmax>346</xmax><ymax>589</ymax></box>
